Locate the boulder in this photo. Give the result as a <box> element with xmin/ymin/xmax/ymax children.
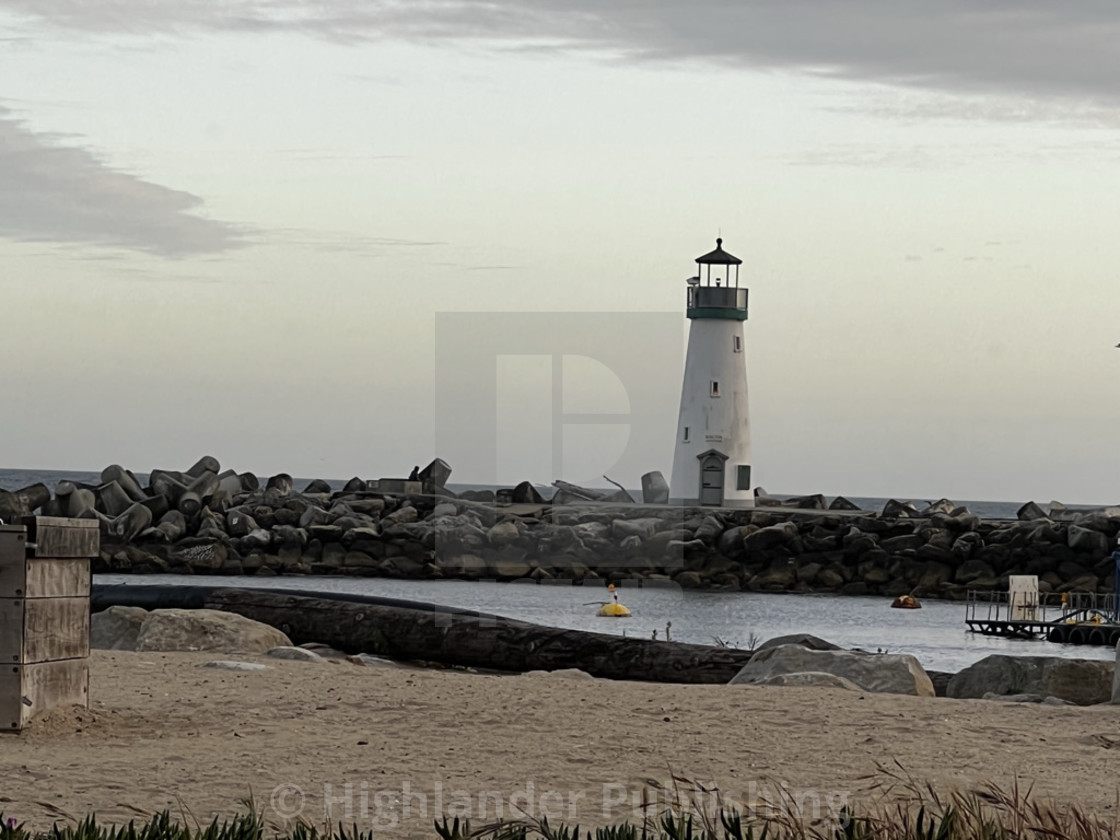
<box><xmin>982</xmin><ymin>692</ymin><xmax>1043</xmax><ymax>703</ymax></box>
<box><xmin>751</xmin><ymin>671</ymin><xmax>861</xmax><ymax>690</ymax></box>
<box><xmin>881</xmin><ymin>534</ymin><xmax>923</xmax><ymax>553</ymax></box>
<box><xmin>694</xmin><ymin>515</ymin><xmax>725</xmax><ymax>545</ymax></box>
<box><xmin>266</xmin><ymin>473</ymin><xmax>294</xmax><ymax>495</ymax></box>
<box><xmin>729</xmin><ymin>644</ymin><xmax>934</xmax><ymax>696</ymax></box>
<box><xmin>919</xmin><ymin>499</ymin><xmax>956</xmax><ymax>516</ymax></box>
<box><xmin>0</xmin><ymin>483</ymin><xmax>50</xmax><ymax>520</ymax></box>
<box><xmin>266</xmin><ymin>646</ymin><xmax>327</xmax><ymax>663</ymax></box>
<box><xmin>185</xmin><ymin>456</ymin><xmax>221</xmax><ymax>479</ymax></box>
<box><xmin>756</xmin><ymin>633</ymin><xmax>841</xmax><ymax>653</ymax></box>
<box><xmin>641</xmin><ymin>471</ymin><xmax>670</xmax><ymax>505</ymax></box>
<box><xmin>882</xmin><ymin>499</ymin><xmax>919</xmax><ymax>518</ymax></box>
<box><xmin>828</xmin><ymin>496</ymin><xmax>861</xmax><ymax>511</ymax></box>
<box><xmin>418</xmin><ymin>458</ymin><xmax>453</xmax><ymax>490</ymax></box>
<box><xmin>169</xmin><ymin>540</ymin><xmax>229</xmax><ymax>571</ymax></box>
<box><xmin>951</xmin><ymin>532</ymin><xmax>984</xmax><ymax>560</ymax></box>
<box><xmin>347</xmin><ymin>653</ymin><xmax>404</xmax><ymax>668</ymax></box>
<box><xmin>383</xmin><ymin>506</ymin><xmax>419</xmax><ymax>525</ymax></box>
<box><xmin>748</xmin><ymin>564</ymin><xmax>796</xmax><ymax>591</ymax></box>
<box><xmin>97</xmin><ymin>481</ymin><xmax>134</xmax><ymax>517</ymax></box>
<box><xmin>91</xmin><ymin>606</ymin><xmax>149</xmax><ymax>651</ymax></box>
<box><xmin>303</xmin><ymin>479</ymin><xmax>333</xmax><ymax>494</ymax></box>
<box><xmin>611</xmin><ymin>518</ymin><xmax>662</xmax><ymax>540</ymax></box>
<box><xmin>511</xmin><ymin>481</ymin><xmax>545</xmax><ymax>504</ymax></box>
<box><xmin>487</xmin><ymin>520</ymin><xmax>520</xmax><ymax>545</ymax></box>
<box><xmin>199</xmin><ymin>660</ymin><xmax>270</xmax><ymax>672</ymax></box>
<box><xmin>954</xmin><ymin>558</ymin><xmax>995</xmax><ymax>584</ymax></box>
<box><xmin>135</xmin><ymin>608</ymin><xmax>291</xmax><ymax>653</ymax></box>
<box><xmin>1068</xmin><ymin>525</ymin><xmax>1107</xmax><ymax>553</ymax></box>
<box><xmin>1017</xmin><ymin>501</ymin><xmax>1048</xmax><ymax>522</ymax></box>
<box><xmin>743</xmin><ymin>521</ymin><xmax>797</xmax><ymax>551</ymax></box>
<box><xmin>522</xmin><ymin>668</ymin><xmax>595</xmax><ymax>680</ymax></box>
<box><xmin>815</xmin><ymin>567</ymin><xmax>845</xmax><ymax>589</ymax></box>
<box><xmin>674</xmin><ymin>571</ymin><xmax>704</xmax><ymax>589</ymax></box>
<box><xmin>948</xmin><ymin>654</ymin><xmax>1114</xmax><ymax>706</ymax></box>
<box><xmin>101</xmin><ymin>465</ymin><xmax>147</xmax><ymax>502</ymax></box>
<box><xmin>107</xmin><ymin>502</ymin><xmax>153</xmax><ymax>543</ymax></box>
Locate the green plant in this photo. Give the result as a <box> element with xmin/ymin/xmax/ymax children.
<box><xmin>5</xmin><ymin>765</ymin><xmax>1119</xmax><ymax>840</ymax></box>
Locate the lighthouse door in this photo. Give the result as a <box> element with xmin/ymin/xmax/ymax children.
<box><xmin>699</xmin><ymin>455</ymin><xmax>725</xmax><ymax>506</ymax></box>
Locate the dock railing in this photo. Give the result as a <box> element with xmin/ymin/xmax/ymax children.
<box><xmin>966</xmin><ymin>589</ymin><xmax>1118</xmax><ymax>627</ymax></box>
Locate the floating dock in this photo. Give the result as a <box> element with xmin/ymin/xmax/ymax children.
<box><xmin>966</xmin><ymin>574</ymin><xmax>1120</xmax><ymax>646</ymax></box>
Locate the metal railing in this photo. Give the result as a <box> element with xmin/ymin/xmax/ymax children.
<box><xmin>966</xmin><ymin>589</ymin><xmax>1118</xmax><ymax>625</ymax></box>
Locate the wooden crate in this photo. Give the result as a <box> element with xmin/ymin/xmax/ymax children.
<box><xmin>0</xmin><ymin>517</ymin><xmax>97</xmax><ymax>732</ymax></box>
<box><xmin>0</xmin><ymin>660</ymin><xmax>89</xmax><ymax>731</ymax></box>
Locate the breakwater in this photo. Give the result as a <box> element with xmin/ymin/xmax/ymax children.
<box><xmin>3</xmin><ymin>458</ymin><xmax>1118</xmax><ymax>597</ymax></box>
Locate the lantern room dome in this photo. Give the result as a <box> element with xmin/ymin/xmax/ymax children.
<box><xmin>695</xmin><ymin>237</ymin><xmax>741</xmax><ymax>266</ymax></box>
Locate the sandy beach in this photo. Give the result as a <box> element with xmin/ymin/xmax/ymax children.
<box><xmin>4</xmin><ymin>651</ymin><xmax>1120</xmax><ymax>837</ymax></box>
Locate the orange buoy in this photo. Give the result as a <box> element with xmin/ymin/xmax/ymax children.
<box><xmin>891</xmin><ymin>595</ymin><xmax>921</xmax><ymax>610</ymax></box>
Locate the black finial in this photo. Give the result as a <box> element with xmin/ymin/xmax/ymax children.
<box><xmin>716</xmin><ymin>237</ymin><xmax>723</xmax><ymax>248</ymax></box>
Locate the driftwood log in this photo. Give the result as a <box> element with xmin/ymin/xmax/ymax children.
<box><xmin>155</xmin><ymin>588</ymin><xmax>749</xmax><ymax>683</ymax></box>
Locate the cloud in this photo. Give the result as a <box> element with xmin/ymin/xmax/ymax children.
<box><xmin>0</xmin><ymin>104</ymin><xmax>242</xmax><ymax>256</ymax></box>
<box><xmin>6</xmin><ymin>2</ymin><xmax>1120</xmax><ymax>106</ymax></box>
<box><xmin>265</xmin><ymin>228</ymin><xmax>445</xmax><ymax>255</ymax></box>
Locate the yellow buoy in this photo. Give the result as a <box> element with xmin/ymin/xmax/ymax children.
<box><xmin>597</xmin><ymin>602</ymin><xmax>632</xmax><ymax>617</ymax></box>
<box><xmin>596</xmin><ymin>583</ymin><xmax>631</xmax><ymax>617</ymax></box>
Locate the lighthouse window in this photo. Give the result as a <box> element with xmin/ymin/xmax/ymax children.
<box><xmin>683</xmin><ymin>426</ymin><xmax>690</xmax><ymax>442</ymax></box>
<box><xmin>710</xmin><ymin>380</ymin><xmax>720</xmax><ymax>397</ymax></box>
<box><xmin>733</xmin><ymin>336</ymin><xmax>742</xmax><ymax>353</ymax></box>
<box><xmin>736</xmin><ymin>465</ymin><xmax>752</xmax><ymax>490</ymax></box>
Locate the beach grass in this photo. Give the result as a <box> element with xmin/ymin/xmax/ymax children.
<box><xmin>3</xmin><ymin>768</ymin><xmax>1117</xmax><ymax>840</ymax></box>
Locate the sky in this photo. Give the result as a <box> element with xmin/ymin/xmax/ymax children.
<box><xmin>2</xmin><ymin>2</ymin><xmax>1120</xmax><ymax>504</ymax></box>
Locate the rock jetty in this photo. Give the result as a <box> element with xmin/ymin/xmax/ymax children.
<box><xmin>3</xmin><ymin>457</ymin><xmax>1118</xmax><ymax>598</ymax></box>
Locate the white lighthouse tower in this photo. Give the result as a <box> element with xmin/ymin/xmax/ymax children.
<box><xmin>669</xmin><ymin>238</ymin><xmax>754</xmax><ymax>508</ymax></box>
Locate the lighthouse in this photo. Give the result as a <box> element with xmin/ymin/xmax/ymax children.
<box><xmin>669</xmin><ymin>238</ymin><xmax>754</xmax><ymax>508</ymax></box>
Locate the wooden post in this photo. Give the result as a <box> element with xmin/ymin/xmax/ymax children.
<box><xmin>0</xmin><ymin>517</ymin><xmax>98</xmax><ymax>732</ymax></box>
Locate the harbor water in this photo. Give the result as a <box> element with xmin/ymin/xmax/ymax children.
<box><xmin>96</xmin><ymin>573</ymin><xmax>1115</xmax><ymax>673</ymax></box>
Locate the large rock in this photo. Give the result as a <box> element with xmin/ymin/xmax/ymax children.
<box><xmin>1017</xmin><ymin>501</ymin><xmax>1048</xmax><ymax>521</ymax></box>
<box><xmin>882</xmin><ymin>499</ymin><xmax>919</xmax><ymax>518</ymax></box>
<box><xmin>641</xmin><ymin>471</ymin><xmax>669</xmax><ymax>505</ymax></box>
<box><xmin>729</xmin><ymin>644</ymin><xmax>934</xmax><ymax>696</ymax></box>
<box><xmin>948</xmin><ymin>654</ymin><xmax>1114</xmax><ymax>706</ymax></box>
<box><xmin>611</xmin><ymin>518</ymin><xmax>662</xmax><ymax>540</ymax></box>
<box><xmin>200</xmin><ymin>660</ymin><xmax>270</xmax><ymax>672</ymax></box>
<box><xmin>418</xmin><ymin>458</ymin><xmax>453</xmax><ymax>490</ymax></box>
<box><xmin>487</xmin><ymin>521</ymin><xmax>520</xmax><ymax>545</ymax></box>
<box><xmin>135</xmin><ymin>608</ymin><xmax>291</xmax><ymax>653</ymax></box>
<box><xmin>752</xmin><ymin>671</ymin><xmax>861</xmax><ymax>690</ymax></box>
<box><xmin>267</xmin><ymin>646</ymin><xmax>327</xmax><ymax>663</ymax></box>
<box><xmin>742</xmin><ymin>521</ymin><xmax>797</xmax><ymax>551</ymax></box>
<box><xmin>756</xmin><ymin>633</ymin><xmax>841</xmax><ymax>653</ymax></box>
<box><xmin>1068</xmin><ymin>525</ymin><xmax>1108</xmax><ymax>553</ymax></box>
<box><xmin>511</xmin><ymin>481</ymin><xmax>545</xmax><ymax>504</ymax></box>
<box><xmin>91</xmin><ymin>606</ymin><xmax>149</xmax><ymax>650</ymax></box>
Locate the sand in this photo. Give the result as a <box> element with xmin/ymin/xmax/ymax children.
<box><xmin>3</xmin><ymin>650</ymin><xmax>1120</xmax><ymax>836</ymax></box>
